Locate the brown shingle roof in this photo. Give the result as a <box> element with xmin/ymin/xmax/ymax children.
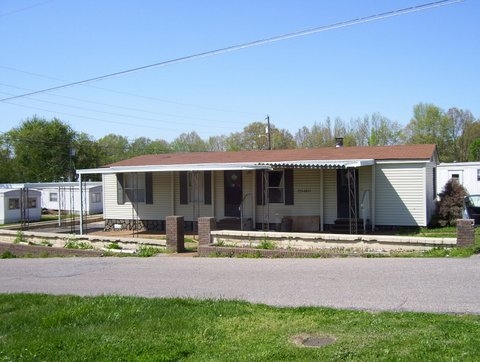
<box><xmin>108</xmin><ymin>144</ymin><xmax>437</xmax><ymax>167</ymax></box>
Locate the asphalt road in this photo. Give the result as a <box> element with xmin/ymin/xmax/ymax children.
<box><xmin>1</xmin><ymin>255</ymin><xmax>479</xmax><ymax>314</ymax></box>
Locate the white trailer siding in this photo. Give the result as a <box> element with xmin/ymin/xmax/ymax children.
<box><xmin>0</xmin><ymin>189</ymin><xmax>41</xmax><ymax>224</ymax></box>
<box><xmin>40</xmin><ymin>184</ymin><xmax>102</xmax><ymax>215</ymax></box>
<box><xmin>437</xmin><ymin>162</ymin><xmax>480</xmax><ymax>195</ymax></box>
<box><xmin>375</xmin><ymin>163</ymin><xmax>427</xmax><ymax>226</ymax></box>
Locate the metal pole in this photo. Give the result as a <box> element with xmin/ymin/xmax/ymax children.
<box><xmin>79</xmin><ymin>175</ymin><xmax>84</xmax><ymax>235</ymax></box>
<box><xmin>266</xmin><ymin>115</ymin><xmax>271</xmax><ymax>150</ymax></box>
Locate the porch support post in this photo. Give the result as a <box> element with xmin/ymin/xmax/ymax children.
<box><xmin>320</xmin><ymin>169</ymin><xmax>324</xmax><ymax>232</ymax></box>
<box><xmin>79</xmin><ymin>174</ymin><xmax>84</xmax><ymax>235</ymax></box>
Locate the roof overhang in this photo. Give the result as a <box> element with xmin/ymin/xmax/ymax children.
<box><xmin>77</xmin><ymin>159</ymin><xmax>376</xmax><ymax>175</ymax></box>
<box><xmin>77</xmin><ymin>163</ymin><xmax>272</xmax><ymax>175</ymax></box>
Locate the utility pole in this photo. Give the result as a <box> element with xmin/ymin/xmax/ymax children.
<box><xmin>265</xmin><ymin>115</ymin><xmax>271</xmax><ymax>150</ymax></box>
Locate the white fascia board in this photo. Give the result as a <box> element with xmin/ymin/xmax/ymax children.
<box><xmin>438</xmin><ymin>162</ymin><xmax>480</xmax><ymax>168</ymax></box>
<box><xmin>346</xmin><ymin>159</ymin><xmax>375</xmax><ymax>168</ymax></box>
<box><xmin>375</xmin><ymin>160</ymin><xmax>432</xmax><ymax>165</ymax></box>
<box><xmin>77</xmin><ymin>163</ymin><xmax>271</xmax><ymax>175</ymax></box>
<box><xmin>0</xmin><ymin>182</ymin><xmax>102</xmax><ymax>189</ymax></box>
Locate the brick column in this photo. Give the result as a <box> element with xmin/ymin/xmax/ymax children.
<box><xmin>198</xmin><ymin>217</ymin><xmax>216</xmax><ymax>246</ymax></box>
<box><xmin>166</xmin><ymin>216</ymin><xmax>185</xmax><ymax>252</ymax></box>
<box><xmin>457</xmin><ymin>219</ymin><xmax>475</xmax><ymax>247</ymax></box>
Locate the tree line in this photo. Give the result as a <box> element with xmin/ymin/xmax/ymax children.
<box><xmin>0</xmin><ymin>103</ymin><xmax>478</xmax><ymax>183</ymax></box>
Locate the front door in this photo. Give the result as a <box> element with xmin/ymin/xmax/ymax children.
<box><xmin>337</xmin><ymin>169</ymin><xmax>359</xmax><ymax>218</ymax></box>
<box><xmin>224</xmin><ymin>170</ymin><xmax>242</xmax><ymax>217</ymax></box>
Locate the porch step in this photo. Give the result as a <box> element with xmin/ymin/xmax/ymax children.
<box><xmin>216</xmin><ymin>218</ymin><xmax>241</xmax><ymax>231</ymax></box>
<box><xmin>331</xmin><ymin>218</ymin><xmax>365</xmax><ymax>234</ymax></box>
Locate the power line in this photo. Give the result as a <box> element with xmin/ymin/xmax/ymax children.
<box><xmin>0</xmin><ymin>84</ymin><xmax>248</xmax><ymax>128</ymax></box>
<box><xmin>0</xmin><ymin>0</ymin><xmax>53</xmax><ymax>18</ymax></box>
<box><xmin>0</xmin><ymin>0</ymin><xmax>462</xmax><ymax>103</ymax></box>
<box><xmin>0</xmin><ymin>66</ymin><xmax>263</xmax><ymax>117</ymax></box>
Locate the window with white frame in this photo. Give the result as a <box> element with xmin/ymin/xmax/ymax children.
<box><xmin>27</xmin><ymin>197</ymin><xmax>37</xmax><ymax>209</ymax></box>
<box><xmin>49</xmin><ymin>192</ymin><xmax>58</xmax><ymax>202</ymax></box>
<box><xmin>188</xmin><ymin>171</ymin><xmax>205</xmax><ymax>203</ymax></box>
<box><xmin>179</xmin><ymin>171</ymin><xmax>211</xmax><ymax>205</ymax></box>
<box><xmin>124</xmin><ymin>173</ymin><xmax>145</xmax><ymax>203</ymax></box>
<box><xmin>8</xmin><ymin>198</ymin><xmax>20</xmax><ymax>210</ymax></box>
<box><xmin>91</xmin><ymin>192</ymin><xmax>101</xmax><ymax>203</ymax></box>
<box><xmin>268</xmin><ymin>171</ymin><xmax>284</xmax><ymax>203</ymax></box>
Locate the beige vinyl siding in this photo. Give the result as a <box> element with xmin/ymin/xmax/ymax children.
<box><xmin>214</xmin><ymin>171</ymin><xmax>224</xmax><ymax>218</ymax></box>
<box><xmin>103</xmin><ymin>172</ymin><xmax>173</xmax><ymax>220</ymax></box>
<box><xmin>323</xmin><ymin>169</ymin><xmax>337</xmax><ymax>224</ymax></box>
<box><xmin>174</xmin><ymin>171</ymin><xmax>214</xmax><ymax>222</ymax></box>
<box><xmin>103</xmin><ymin>173</ymin><xmax>124</xmax><ymax>219</ymax></box>
<box><xmin>255</xmin><ymin>169</ymin><xmax>321</xmax><ymax>224</ymax></box>
<box><xmin>375</xmin><ymin>163</ymin><xmax>427</xmax><ymax>226</ymax></box>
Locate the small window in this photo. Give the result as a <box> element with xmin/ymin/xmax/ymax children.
<box><xmin>91</xmin><ymin>192</ymin><xmax>101</xmax><ymax>203</ymax></box>
<box><xmin>27</xmin><ymin>198</ymin><xmax>37</xmax><ymax>209</ymax></box>
<box><xmin>8</xmin><ymin>198</ymin><xmax>20</xmax><ymax>210</ymax></box>
<box><xmin>477</xmin><ymin>169</ymin><xmax>480</xmax><ymax>181</ymax></box>
<box><xmin>49</xmin><ymin>192</ymin><xmax>58</xmax><ymax>202</ymax></box>
<box><xmin>180</xmin><ymin>171</ymin><xmax>208</xmax><ymax>204</ymax></box>
<box><xmin>124</xmin><ymin>173</ymin><xmax>145</xmax><ymax>203</ymax></box>
<box><xmin>451</xmin><ymin>174</ymin><xmax>460</xmax><ymax>181</ymax></box>
<box><xmin>268</xmin><ymin>171</ymin><xmax>284</xmax><ymax>203</ymax></box>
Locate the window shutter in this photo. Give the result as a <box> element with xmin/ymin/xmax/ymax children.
<box><xmin>256</xmin><ymin>170</ymin><xmax>265</xmax><ymax>205</ymax></box>
<box><xmin>145</xmin><ymin>172</ymin><xmax>153</xmax><ymax>204</ymax></box>
<box><xmin>284</xmin><ymin>168</ymin><xmax>294</xmax><ymax>205</ymax></box>
<box><xmin>116</xmin><ymin>174</ymin><xmax>125</xmax><ymax>205</ymax></box>
<box><xmin>204</xmin><ymin>171</ymin><xmax>212</xmax><ymax>205</ymax></box>
<box><xmin>180</xmin><ymin>171</ymin><xmax>188</xmax><ymax>205</ymax></box>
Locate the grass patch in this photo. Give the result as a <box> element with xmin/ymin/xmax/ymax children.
<box><xmin>136</xmin><ymin>245</ymin><xmax>165</xmax><ymax>257</ymax></box>
<box><xmin>0</xmin><ymin>294</ymin><xmax>478</xmax><ymax>361</ymax></box>
<box><xmin>64</xmin><ymin>239</ymin><xmax>93</xmax><ymax>250</ymax></box>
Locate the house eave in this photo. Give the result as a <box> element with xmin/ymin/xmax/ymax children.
<box><xmin>77</xmin><ymin>163</ymin><xmax>272</xmax><ymax>175</ymax></box>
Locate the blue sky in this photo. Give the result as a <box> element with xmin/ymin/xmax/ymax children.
<box><xmin>1</xmin><ymin>0</ymin><xmax>478</xmax><ymax>142</ymax></box>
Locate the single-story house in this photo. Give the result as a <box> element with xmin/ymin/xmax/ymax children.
<box><xmin>76</xmin><ymin>144</ymin><xmax>439</xmax><ymax>234</ymax></box>
<box><xmin>0</xmin><ymin>188</ymin><xmax>42</xmax><ymax>224</ymax></box>
<box><xmin>436</xmin><ymin>162</ymin><xmax>480</xmax><ymax>195</ymax></box>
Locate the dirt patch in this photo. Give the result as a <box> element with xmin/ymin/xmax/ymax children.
<box><xmin>0</xmin><ymin>242</ymin><xmax>105</xmax><ymax>258</ymax></box>
<box><xmin>290</xmin><ymin>334</ymin><xmax>336</xmax><ymax>348</ymax></box>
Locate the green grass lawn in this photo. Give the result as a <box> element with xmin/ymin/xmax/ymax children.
<box><xmin>0</xmin><ymin>294</ymin><xmax>479</xmax><ymax>361</ymax></box>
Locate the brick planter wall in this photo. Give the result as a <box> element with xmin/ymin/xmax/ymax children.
<box><xmin>166</xmin><ymin>216</ymin><xmax>185</xmax><ymax>252</ymax></box>
<box><xmin>198</xmin><ymin>217</ymin><xmax>216</xmax><ymax>246</ymax></box>
<box><xmin>457</xmin><ymin>219</ymin><xmax>475</xmax><ymax>247</ymax></box>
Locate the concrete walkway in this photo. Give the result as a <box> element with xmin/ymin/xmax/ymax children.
<box><xmin>0</xmin><ymin>255</ymin><xmax>479</xmax><ymax>314</ymax></box>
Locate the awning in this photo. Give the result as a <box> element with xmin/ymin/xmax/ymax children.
<box><xmin>77</xmin><ymin>163</ymin><xmax>272</xmax><ymax>175</ymax></box>
<box><xmin>257</xmin><ymin>159</ymin><xmax>375</xmax><ymax>169</ymax></box>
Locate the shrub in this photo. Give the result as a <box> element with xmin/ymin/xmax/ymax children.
<box><xmin>137</xmin><ymin>245</ymin><xmax>163</xmax><ymax>257</ymax></box>
<box><xmin>257</xmin><ymin>238</ymin><xmax>276</xmax><ymax>250</ymax></box>
<box><xmin>14</xmin><ymin>231</ymin><xmax>26</xmax><ymax>244</ymax></box>
<box><xmin>64</xmin><ymin>239</ymin><xmax>93</xmax><ymax>249</ymax></box>
<box><xmin>434</xmin><ymin>179</ymin><xmax>467</xmax><ymax>226</ymax></box>
<box><xmin>1</xmin><ymin>250</ymin><xmax>16</xmax><ymax>259</ymax></box>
